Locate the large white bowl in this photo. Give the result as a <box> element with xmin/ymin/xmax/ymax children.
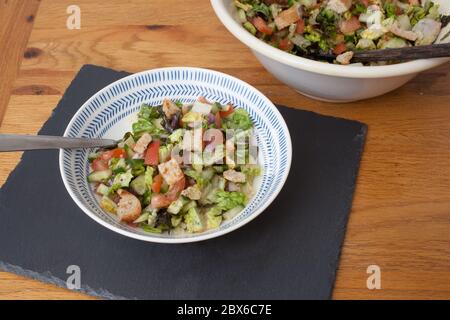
<box><xmin>211</xmin><ymin>0</ymin><xmax>450</xmax><ymax>102</ymax></box>
<box><xmin>60</xmin><ymin>67</ymin><xmax>292</xmax><ymax>243</ymax></box>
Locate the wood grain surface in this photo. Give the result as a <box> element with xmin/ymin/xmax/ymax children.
<box><xmin>1</xmin><ymin>0</ymin><xmax>450</xmax><ymax>300</ymax></box>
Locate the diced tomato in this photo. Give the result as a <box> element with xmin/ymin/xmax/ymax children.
<box><xmin>279</xmin><ymin>38</ymin><xmax>294</xmax><ymax>51</ymax></box>
<box><xmin>296</xmin><ymin>18</ymin><xmax>305</xmax><ymax>35</ymax></box>
<box><xmin>144</xmin><ymin>140</ymin><xmax>160</xmax><ymax>165</ymax></box>
<box><xmin>151</xmin><ymin>176</ymin><xmax>186</xmax><ymax>209</ymax></box>
<box><xmin>91</xmin><ymin>158</ymin><xmax>109</xmax><ymax>171</ymax></box>
<box><xmin>152</xmin><ymin>174</ymin><xmax>163</xmax><ymax>193</ymax></box>
<box><xmin>100</xmin><ymin>148</ymin><xmax>126</xmax><ymax>161</ymax></box>
<box><xmin>252</xmin><ymin>16</ymin><xmax>273</xmax><ymax>35</ymax></box>
<box><xmin>333</xmin><ymin>43</ymin><xmax>347</xmax><ymax>55</ymax></box>
<box><xmin>214</xmin><ymin>112</ymin><xmax>222</xmax><ymax>129</ymax></box>
<box><xmin>339</xmin><ymin>16</ymin><xmax>361</xmax><ymax>35</ymax></box>
<box><xmin>219</xmin><ymin>104</ymin><xmax>234</xmax><ymax>118</ymax></box>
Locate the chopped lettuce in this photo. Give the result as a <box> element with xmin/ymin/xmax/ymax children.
<box><xmin>223</xmin><ymin>109</ymin><xmax>252</xmax><ymax>130</ymax></box>
<box><xmin>127</xmin><ymin>159</ymin><xmax>145</xmax><ymax>176</ymax></box>
<box><xmin>144</xmin><ymin>166</ymin><xmax>154</xmax><ymax>189</ymax></box>
<box><xmin>184</xmin><ymin>207</ymin><xmax>204</xmax><ymax>233</ymax></box>
<box><xmin>138</xmin><ymin>104</ymin><xmax>160</xmax><ymax>120</ymax></box>
<box><xmin>111</xmin><ymin>170</ymin><xmax>133</xmax><ymax>191</ymax></box>
<box><xmin>90</xmin><ymin>98</ymin><xmax>259</xmax><ymax>235</ymax></box>
<box><xmin>214</xmin><ymin>190</ymin><xmax>247</xmax><ymax>211</ymax></box>
<box><xmin>240</xmin><ymin>164</ymin><xmax>261</xmax><ymax>178</ymax></box>
<box><xmin>205</xmin><ymin>207</ymin><xmax>223</xmax><ymax>230</ymax></box>
<box><xmin>132</xmin><ymin>119</ymin><xmax>157</xmax><ymax>136</ymax></box>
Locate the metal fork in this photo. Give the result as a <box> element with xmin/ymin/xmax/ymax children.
<box><xmin>0</xmin><ymin>134</ymin><xmax>117</xmax><ymax>152</ymax></box>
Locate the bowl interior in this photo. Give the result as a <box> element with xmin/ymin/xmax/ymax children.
<box><xmin>60</xmin><ymin>67</ymin><xmax>292</xmax><ymax>243</ymax></box>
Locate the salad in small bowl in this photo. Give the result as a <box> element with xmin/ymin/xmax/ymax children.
<box><xmin>88</xmin><ymin>97</ymin><xmax>261</xmax><ymax>235</ymax></box>
<box><xmin>60</xmin><ymin>67</ymin><xmax>291</xmax><ymax>243</ymax></box>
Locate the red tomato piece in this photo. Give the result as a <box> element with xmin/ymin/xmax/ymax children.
<box><xmin>144</xmin><ymin>140</ymin><xmax>160</xmax><ymax>165</ymax></box>
<box><xmin>252</xmin><ymin>16</ymin><xmax>273</xmax><ymax>35</ymax></box>
<box><xmin>151</xmin><ymin>176</ymin><xmax>186</xmax><ymax>209</ymax></box>
<box><xmin>92</xmin><ymin>158</ymin><xmax>109</xmax><ymax>171</ymax></box>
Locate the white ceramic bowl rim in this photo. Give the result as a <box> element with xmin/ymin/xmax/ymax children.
<box><xmin>210</xmin><ymin>0</ymin><xmax>450</xmax><ymax>79</ymax></box>
<box><xmin>59</xmin><ymin>67</ymin><xmax>292</xmax><ymax>244</ymax></box>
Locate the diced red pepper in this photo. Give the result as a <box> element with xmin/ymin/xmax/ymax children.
<box><xmin>144</xmin><ymin>140</ymin><xmax>160</xmax><ymax>165</ymax></box>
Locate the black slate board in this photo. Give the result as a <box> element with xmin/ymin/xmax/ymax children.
<box><xmin>0</xmin><ymin>65</ymin><xmax>367</xmax><ymax>300</ymax></box>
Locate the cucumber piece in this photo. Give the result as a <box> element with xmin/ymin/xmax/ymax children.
<box><xmin>182</xmin><ymin>111</ymin><xmax>202</xmax><ymax>123</ymax></box>
<box><xmin>123</xmin><ymin>134</ymin><xmax>135</xmax><ymax>148</ymax></box>
<box><xmin>243</xmin><ymin>21</ymin><xmax>257</xmax><ymax>35</ymax></box>
<box><xmin>167</xmin><ymin>197</ymin><xmax>188</xmax><ymax>214</ymax></box>
<box><xmin>141</xmin><ymin>224</ymin><xmax>162</xmax><ymax>234</ymax></box>
<box><xmin>96</xmin><ymin>183</ymin><xmax>110</xmax><ymax>196</ymax></box>
<box><xmin>146</xmin><ymin>209</ymin><xmax>158</xmax><ymax>227</ymax></box>
<box><xmin>130</xmin><ymin>175</ymin><xmax>147</xmax><ymax>195</ymax></box>
<box><xmin>124</xmin><ymin>144</ymin><xmax>135</xmax><ymax>158</ymax></box>
<box><xmin>133</xmin><ymin>212</ymin><xmax>149</xmax><ymax>223</ymax></box>
<box><xmin>88</xmin><ymin>169</ymin><xmax>112</xmax><ymax>183</ymax></box>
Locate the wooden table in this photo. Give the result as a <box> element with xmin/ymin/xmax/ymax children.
<box><xmin>1</xmin><ymin>0</ymin><xmax>449</xmax><ymax>300</ymax></box>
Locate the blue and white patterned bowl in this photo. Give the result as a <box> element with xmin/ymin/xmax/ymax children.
<box><xmin>59</xmin><ymin>67</ymin><xmax>292</xmax><ymax>243</ymax></box>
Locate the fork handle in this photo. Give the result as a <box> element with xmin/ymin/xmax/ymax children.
<box><xmin>0</xmin><ymin>134</ymin><xmax>117</xmax><ymax>152</ymax></box>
